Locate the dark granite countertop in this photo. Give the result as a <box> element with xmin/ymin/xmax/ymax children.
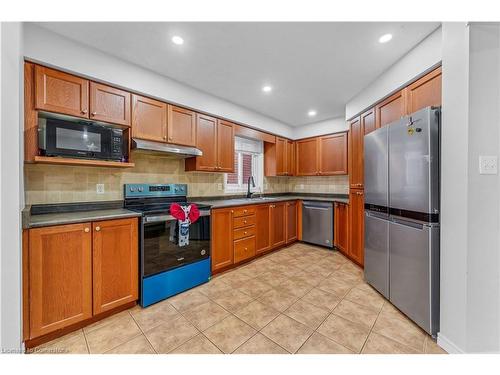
<box><xmin>191</xmin><ymin>193</ymin><xmax>349</xmax><ymax>209</ymax></box>
<box><xmin>23</xmin><ymin>201</ymin><xmax>141</xmax><ymax>229</ymax></box>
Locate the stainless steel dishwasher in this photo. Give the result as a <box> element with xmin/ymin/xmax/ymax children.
<box><xmin>301</xmin><ymin>201</ymin><xmax>334</xmax><ymax>248</ymax></box>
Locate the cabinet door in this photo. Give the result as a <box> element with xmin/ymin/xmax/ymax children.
<box><xmin>361</xmin><ymin>107</ymin><xmax>376</xmax><ymax>135</ymax></box>
<box><xmin>318</xmin><ymin>133</ymin><xmax>348</xmax><ymax>175</ymax></box>
<box><xmin>334</xmin><ymin>203</ymin><xmax>349</xmax><ymax>255</ymax></box>
<box><xmin>296</xmin><ymin>138</ymin><xmax>318</xmax><ymax>176</ymax></box>
<box><xmin>270</xmin><ymin>203</ymin><xmax>286</xmax><ymax>248</ymax></box>
<box><xmin>255</xmin><ymin>204</ymin><xmax>271</xmax><ymax>254</ymax></box>
<box><xmin>405</xmin><ymin>67</ymin><xmax>442</xmax><ymax>114</ymax></box>
<box><xmin>132</xmin><ymin>94</ymin><xmax>167</xmax><ymax>142</ymax></box>
<box><xmin>167</xmin><ymin>105</ymin><xmax>196</xmax><ymax>146</ymax></box>
<box><xmin>92</xmin><ymin>218</ymin><xmax>138</xmax><ymax>315</ymax></box>
<box><xmin>35</xmin><ymin>65</ymin><xmax>89</xmax><ymax>118</ymax></box>
<box><xmin>217</xmin><ymin>119</ymin><xmax>235</xmax><ymax>172</ymax></box>
<box><xmin>90</xmin><ymin>82</ymin><xmax>131</xmax><ymax>126</ymax></box>
<box><xmin>188</xmin><ymin>113</ymin><xmax>218</xmax><ymax>171</ymax></box>
<box><xmin>375</xmin><ymin>90</ymin><xmax>406</xmax><ymax>128</ymax></box>
<box><xmin>286</xmin><ymin>140</ymin><xmax>295</xmax><ymax>176</ymax></box>
<box><xmin>349</xmin><ymin>189</ymin><xmax>364</xmax><ymax>266</ymax></box>
<box><xmin>286</xmin><ymin>201</ymin><xmax>298</xmax><ymax>243</ymax></box>
<box><xmin>275</xmin><ymin>137</ymin><xmax>286</xmax><ymax>175</ymax></box>
<box><xmin>349</xmin><ymin>116</ymin><xmax>363</xmax><ymax>188</ymax></box>
<box><xmin>29</xmin><ymin>223</ymin><xmax>92</xmax><ymax>338</ymax></box>
<box><xmin>211</xmin><ymin>208</ymin><xmax>234</xmax><ymax>272</ymax></box>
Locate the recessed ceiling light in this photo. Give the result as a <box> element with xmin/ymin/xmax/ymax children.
<box><xmin>262</xmin><ymin>85</ymin><xmax>272</xmax><ymax>93</ymax></box>
<box><xmin>171</xmin><ymin>36</ymin><xmax>184</xmax><ymax>45</ymax></box>
<box><xmin>378</xmin><ymin>33</ymin><xmax>393</xmax><ymax>44</ymax></box>
<box><xmin>308</xmin><ymin>110</ymin><xmax>317</xmax><ymax>117</ymax></box>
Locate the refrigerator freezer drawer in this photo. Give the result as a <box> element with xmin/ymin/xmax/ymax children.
<box><xmin>364</xmin><ymin>211</ymin><xmax>390</xmax><ymax>298</ymax></box>
<box><xmin>389</xmin><ymin>218</ymin><xmax>440</xmax><ymax>335</ymax></box>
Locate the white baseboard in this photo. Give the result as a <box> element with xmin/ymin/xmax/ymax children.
<box><xmin>437</xmin><ymin>333</ymin><xmax>465</xmax><ymax>354</ymax></box>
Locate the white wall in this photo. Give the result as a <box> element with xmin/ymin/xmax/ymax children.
<box><xmin>439</xmin><ymin>22</ymin><xmax>500</xmax><ymax>354</ymax></box>
<box><xmin>292</xmin><ymin>117</ymin><xmax>347</xmax><ymax>139</ymax></box>
<box><xmin>438</xmin><ymin>22</ymin><xmax>470</xmax><ymax>354</ymax></box>
<box><xmin>345</xmin><ymin>26</ymin><xmax>442</xmax><ymax>120</ymax></box>
<box><xmin>23</xmin><ymin>23</ymin><xmax>294</xmax><ymax>139</ymax></box>
<box><xmin>0</xmin><ymin>22</ymin><xmax>24</xmax><ymax>351</ymax></box>
<box><xmin>465</xmin><ymin>23</ymin><xmax>500</xmax><ymax>353</ymax></box>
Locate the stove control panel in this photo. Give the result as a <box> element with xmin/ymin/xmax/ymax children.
<box><xmin>125</xmin><ymin>183</ymin><xmax>187</xmax><ymax>198</ymax></box>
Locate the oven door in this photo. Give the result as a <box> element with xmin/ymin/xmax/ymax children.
<box><xmin>142</xmin><ymin>211</ymin><xmax>210</xmax><ymax>277</ymax></box>
<box><xmin>43</xmin><ymin>118</ymin><xmax>114</xmax><ymax>160</ymax></box>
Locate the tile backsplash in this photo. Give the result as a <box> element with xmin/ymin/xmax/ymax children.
<box><xmin>24</xmin><ymin>153</ymin><xmax>348</xmax><ymax>205</ymax></box>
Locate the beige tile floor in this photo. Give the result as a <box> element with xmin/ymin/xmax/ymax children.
<box><xmin>32</xmin><ymin>243</ymin><xmax>446</xmax><ymax>354</ymax></box>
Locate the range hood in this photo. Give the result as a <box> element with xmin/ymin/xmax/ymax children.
<box><xmin>131</xmin><ymin>138</ymin><xmax>202</xmax><ymax>158</ymax></box>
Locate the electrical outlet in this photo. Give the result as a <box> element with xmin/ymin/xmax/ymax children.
<box><xmin>96</xmin><ymin>184</ymin><xmax>105</xmax><ymax>194</ymax></box>
<box><xmin>217</xmin><ymin>183</ymin><xmax>223</xmax><ymax>191</ymax></box>
<box><xmin>479</xmin><ymin>155</ymin><xmax>498</xmax><ymax>175</ymax></box>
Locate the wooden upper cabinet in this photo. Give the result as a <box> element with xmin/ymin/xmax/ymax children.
<box><xmin>211</xmin><ymin>208</ymin><xmax>234</xmax><ymax>272</ymax></box>
<box><xmin>286</xmin><ymin>140</ymin><xmax>295</xmax><ymax>176</ymax></box>
<box><xmin>186</xmin><ymin>113</ymin><xmax>218</xmax><ymax>171</ymax></box>
<box><xmin>89</xmin><ymin>82</ymin><xmax>131</xmax><ymax>126</ymax></box>
<box><xmin>318</xmin><ymin>133</ymin><xmax>348</xmax><ymax>175</ymax></box>
<box><xmin>217</xmin><ymin>119</ymin><xmax>235</xmax><ymax>172</ymax></box>
<box><xmin>185</xmin><ymin>115</ymin><xmax>234</xmax><ymax>172</ymax></box>
<box><xmin>349</xmin><ymin>189</ymin><xmax>364</xmax><ymax>266</ymax></box>
<box><xmin>405</xmin><ymin>67</ymin><xmax>442</xmax><ymax>114</ymax></box>
<box><xmin>35</xmin><ymin>65</ymin><xmax>89</xmax><ymax>118</ymax></box>
<box><xmin>361</xmin><ymin>107</ymin><xmax>376</xmax><ymax>135</ymax></box>
<box><xmin>375</xmin><ymin>90</ymin><xmax>405</xmax><ymax>128</ymax></box>
<box><xmin>270</xmin><ymin>203</ymin><xmax>287</xmax><ymax>248</ymax></box>
<box><xmin>131</xmin><ymin>94</ymin><xmax>167</xmax><ymax>142</ymax></box>
<box><xmin>296</xmin><ymin>138</ymin><xmax>318</xmax><ymax>176</ymax></box>
<box><xmin>286</xmin><ymin>201</ymin><xmax>298</xmax><ymax>243</ymax></box>
<box><xmin>275</xmin><ymin>137</ymin><xmax>286</xmax><ymax>175</ymax></box>
<box><xmin>167</xmin><ymin>105</ymin><xmax>196</xmax><ymax>147</ymax></box>
<box><xmin>92</xmin><ymin>218</ymin><xmax>138</xmax><ymax>315</ymax></box>
<box><xmin>255</xmin><ymin>204</ymin><xmax>271</xmax><ymax>254</ymax></box>
<box><xmin>28</xmin><ymin>223</ymin><xmax>92</xmax><ymax>339</ymax></box>
<box><xmin>349</xmin><ymin>116</ymin><xmax>363</xmax><ymax>188</ymax></box>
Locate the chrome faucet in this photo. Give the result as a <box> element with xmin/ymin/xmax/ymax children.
<box><xmin>246</xmin><ymin>176</ymin><xmax>256</xmax><ymax>198</ymax></box>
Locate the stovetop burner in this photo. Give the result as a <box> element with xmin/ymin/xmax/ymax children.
<box><xmin>123</xmin><ymin>183</ymin><xmax>211</xmax><ymax>215</ymax></box>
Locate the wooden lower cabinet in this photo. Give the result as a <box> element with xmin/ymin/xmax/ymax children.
<box><xmin>286</xmin><ymin>201</ymin><xmax>298</xmax><ymax>243</ymax></box>
<box><xmin>255</xmin><ymin>204</ymin><xmax>271</xmax><ymax>254</ymax></box>
<box><xmin>334</xmin><ymin>202</ymin><xmax>349</xmax><ymax>255</ymax></box>
<box><xmin>211</xmin><ymin>201</ymin><xmax>296</xmax><ymax>273</ymax></box>
<box><xmin>270</xmin><ymin>202</ymin><xmax>286</xmax><ymax>248</ymax></box>
<box><xmin>211</xmin><ymin>208</ymin><xmax>234</xmax><ymax>272</ymax></box>
<box><xmin>348</xmin><ymin>189</ymin><xmax>364</xmax><ymax>266</ymax></box>
<box><xmin>28</xmin><ymin>223</ymin><xmax>93</xmax><ymax>339</ymax></box>
<box><xmin>25</xmin><ymin>218</ymin><xmax>139</xmax><ymax>341</ymax></box>
<box><xmin>92</xmin><ymin>218</ymin><xmax>138</xmax><ymax>315</ymax></box>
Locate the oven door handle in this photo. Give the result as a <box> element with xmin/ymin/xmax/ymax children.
<box><xmin>144</xmin><ymin>210</ymin><xmax>210</xmax><ymax>223</ymax></box>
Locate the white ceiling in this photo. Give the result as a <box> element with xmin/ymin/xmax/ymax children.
<box><xmin>36</xmin><ymin>22</ymin><xmax>439</xmax><ymax>126</ymax></box>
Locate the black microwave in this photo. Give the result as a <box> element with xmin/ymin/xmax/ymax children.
<box><xmin>39</xmin><ymin>117</ymin><xmax>126</xmax><ymax>161</ymax></box>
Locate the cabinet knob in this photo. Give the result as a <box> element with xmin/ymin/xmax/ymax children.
<box><xmin>163</xmin><ymin>136</ymin><xmax>167</xmax><ymax>140</ymax></box>
<box><xmin>81</xmin><ymin>109</ymin><xmax>88</xmax><ymax>114</ymax></box>
<box><xmin>168</xmin><ymin>137</ymin><xmax>173</xmax><ymax>141</ymax></box>
<box><xmin>91</xmin><ymin>112</ymin><xmax>97</xmax><ymax>116</ymax></box>
<box><xmin>244</xmin><ymin>231</ymin><xmax>247</xmax><ymax>235</ymax></box>
<box><xmin>244</xmin><ymin>247</ymin><xmax>248</xmax><ymax>251</ymax></box>
<box><xmin>84</xmin><ymin>228</ymin><xmax>90</xmax><ymax>233</ymax></box>
<box><xmin>243</xmin><ymin>220</ymin><xmax>247</xmax><ymax>224</ymax></box>
<box><xmin>95</xmin><ymin>226</ymin><xmax>101</xmax><ymax>231</ymax></box>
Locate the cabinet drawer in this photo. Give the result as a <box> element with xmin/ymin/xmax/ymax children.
<box><xmin>233</xmin><ymin>206</ymin><xmax>256</xmax><ymax>218</ymax></box>
<box><xmin>234</xmin><ymin>236</ymin><xmax>256</xmax><ymax>263</ymax></box>
<box><xmin>233</xmin><ymin>214</ymin><xmax>256</xmax><ymax>228</ymax></box>
<box><xmin>233</xmin><ymin>225</ymin><xmax>256</xmax><ymax>240</ymax></box>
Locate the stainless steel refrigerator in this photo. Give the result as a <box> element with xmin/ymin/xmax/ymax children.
<box><xmin>364</xmin><ymin>106</ymin><xmax>440</xmax><ymax>336</ymax></box>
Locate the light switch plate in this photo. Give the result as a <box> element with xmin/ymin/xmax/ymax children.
<box><xmin>96</xmin><ymin>184</ymin><xmax>105</xmax><ymax>194</ymax></box>
<box><xmin>479</xmin><ymin>155</ymin><xmax>498</xmax><ymax>175</ymax></box>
